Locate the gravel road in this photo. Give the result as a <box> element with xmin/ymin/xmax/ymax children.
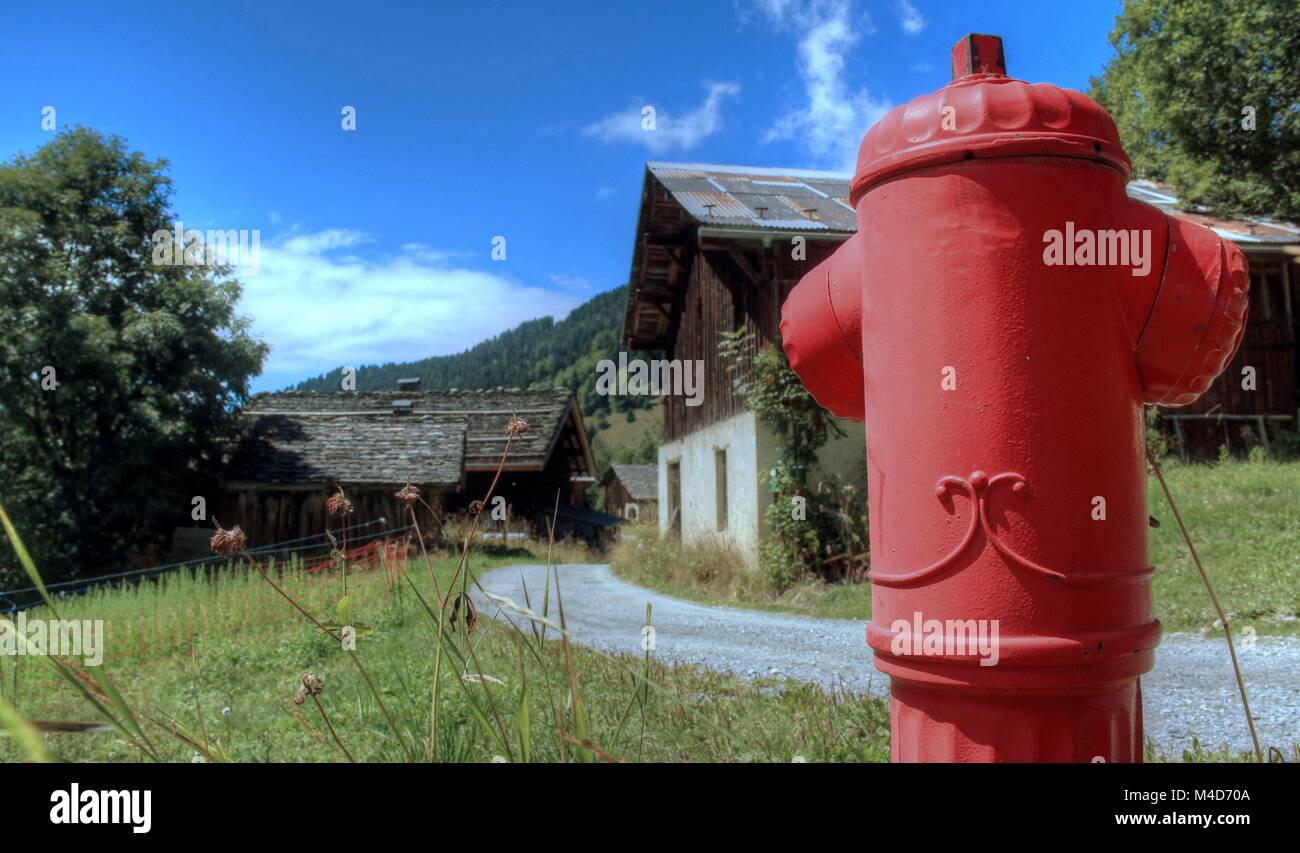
<box><xmin>474</xmin><ymin>562</ymin><xmax>1299</xmax><ymax>755</ymax></box>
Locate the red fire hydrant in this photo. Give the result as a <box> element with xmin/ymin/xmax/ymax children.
<box><xmin>781</xmin><ymin>34</ymin><xmax>1248</xmax><ymax>762</ymax></box>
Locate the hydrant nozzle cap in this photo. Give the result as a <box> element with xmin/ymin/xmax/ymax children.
<box><xmin>951</xmin><ymin>34</ymin><xmax>1006</xmax><ymax>80</ymax></box>
<box><xmin>849</xmin><ymin>34</ymin><xmax>1132</xmax><ymax>205</ymax></box>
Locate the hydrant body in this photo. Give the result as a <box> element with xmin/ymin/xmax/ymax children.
<box><xmin>781</xmin><ymin>35</ymin><xmax>1248</xmax><ymax>761</ymax></box>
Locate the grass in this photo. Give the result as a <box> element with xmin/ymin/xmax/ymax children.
<box><xmin>594</xmin><ymin>406</ymin><xmax>659</xmax><ymax>450</ymax></box>
<box><xmin>4</xmin><ymin>546</ymin><xmax>1267</xmax><ymax>764</ymax></box>
<box><xmin>0</xmin><ymin>456</ymin><xmax>1290</xmax><ymax>763</ymax></box>
<box><xmin>610</xmin><ymin>459</ymin><xmax>1300</xmax><ymax>635</ymax></box>
<box><xmin>0</xmin><ymin>545</ymin><xmax>888</xmax><ymax>762</ymax></box>
<box><xmin>611</xmin><ymin>528</ymin><xmax>873</xmax><ymax>620</ymax></box>
<box><xmin>1146</xmin><ymin>458</ymin><xmax>1299</xmax><ymax>637</ymax></box>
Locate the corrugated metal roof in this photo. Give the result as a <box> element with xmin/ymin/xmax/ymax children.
<box><xmin>645</xmin><ymin>164</ymin><xmax>1300</xmax><ymax>247</ymax></box>
<box><xmin>647</xmin><ymin>161</ymin><xmax>853</xmax><ymax>181</ymax></box>
<box><xmin>647</xmin><ymin>162</ymin><xmax>857</xmax><ymax>233</ymax></box>
<box><xmin>1124</xmin><ymin>180</ymin><xmax>1300</xmax><ymax>245</ymax></box>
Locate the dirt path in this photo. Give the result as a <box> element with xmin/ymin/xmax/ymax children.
<box><xmin>474</xmin><ymin>562</ymin><xmax>1299</xmax><ymax>756</ymax></box>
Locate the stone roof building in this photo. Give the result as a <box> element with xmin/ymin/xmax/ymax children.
<box><xmin>600</xmin><ymin>463</ymin><xmax>659</xmax><ymax>523</ymax></box>
<box><xmin>217</xmin><ymin>386</ymin><xmax>595</xmax><ymax>546</ymax></box>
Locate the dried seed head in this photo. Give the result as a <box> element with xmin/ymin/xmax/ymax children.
<box><xmin>468</xmin><ymin>500</ymin><xmax>485</xmax><ymax>515</ymax></box>
<box><xmin>394</xmin><ymin>483</ymin><xmax>420</xmax><ymax>508</ymax></box>
<box><xmin>326</xmin><ymin>489</ymin><xmax>354</xmax><ymax>516</ymax></box>
<box><xmin>301</xmin><ymin>673</ymin><xmax>324</xmax><ymax>696</ymax></box>
<box><xmin>449</xmin><ymin>593</ymin><xmax>477</xmax><ymax>634</ymax></box>
<box><xmin>505</xmin><ymin>415</ymin><xmax>529</xmax><ymax>438</ymax></box>
<box><xmin>210</xmin><ymin>524</ymin><xmax>247</xmax><ymax>556</ymax></box>
<box><xmin>292</xmin><ymin>688</ymin><xmax>306</xmax><ymax>706</ymax></box>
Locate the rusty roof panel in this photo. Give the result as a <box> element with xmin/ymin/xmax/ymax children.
<box><xmin>1125</xmin><ymin>180</ymin><xmax>1300</xmax><ymax>245</ymax></box>
<box><xmin>647</xmin><ymin>162</ymin><xmax>857</xmax><ymax>233</ymax></box>
<box><xmin>655</xmin><ymin>175</ymin><xmax>731</xmax><ymax>194</ymax></box>
<box><xmin>674</xmin><ymin>190</ymin><xmax>756</xmax><ymax>222</ymax></box>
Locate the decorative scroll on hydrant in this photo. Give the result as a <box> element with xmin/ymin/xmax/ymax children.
<box><xmin>781</xmin><ymin>34</ymin><xmax>1249</xmax><ymax>762</ymax></box>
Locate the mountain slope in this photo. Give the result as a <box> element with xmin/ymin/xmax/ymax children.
<box><xmin>293</xmin><ymin>285</ymin><xmax>651</xmax><ymax>422</ymax></box>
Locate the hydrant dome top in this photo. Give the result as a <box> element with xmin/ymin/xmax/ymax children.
<box><xmin>849</xmin><ymin>34</ymin><xmax>1131</xmax><ymax>205</ymax></box>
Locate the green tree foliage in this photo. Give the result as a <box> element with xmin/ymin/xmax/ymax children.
<box><xmin>0</xmin><ymin>128</ymin><xmax>267</xmax><ymax>585</ymax></box>
<box><xmin>720</xmin><ymin>329</ymin><xmax>865</xmax><ymax>590</ymax></box>
<box><xmin>590</xmin><ymin>418</ymin><xmax>661</xmax><ymax>473</ymax></box>
<box><xmin>1092</xmin><ymin>0</ymin><xmax>1300</xmax><ymax>219</ymax></box>
<box><xmin>587</xmin><ymin>417</ymin><xmax>662</xmax><ymax>509</ymax></box>
<box><xmin>296</xmin><ymin>285</ymin><xmax>654</xmax><ymax>419</ymax></box>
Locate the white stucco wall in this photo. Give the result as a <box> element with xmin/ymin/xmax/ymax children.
<box><xmin>657</xmin><ymin>411</ymin><xmax>867</xmax><ymax>564</ymax></box>
<box><xmin>658</xmin><ymin>411</ymin><xmax>763</xmax><ymax>562</ymax></box>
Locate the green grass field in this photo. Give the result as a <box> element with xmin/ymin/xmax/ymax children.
<box><xmin>0</xmin><ymin>541</ymin><xmax>889</xmax><ymax>763</ymax></box>
<box><xmin>594</xmin><ymin>406</ymin><xmax>659</xmax><ymax>450</ymax></box>
<box><xmin>611</xmin><ymin>459</ymin><xmax>1300</xmax><ymax>635</ymax></box>
<box><xmin>1</xmin><ymin>458</ymin><xmax>1291</xmax><ymax>763</ymax></box>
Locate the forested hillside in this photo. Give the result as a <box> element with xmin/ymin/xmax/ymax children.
<box><xmin>293</xmin><ymin>285</ymin><xmax>654</xmax><ymax>425</ymax></box>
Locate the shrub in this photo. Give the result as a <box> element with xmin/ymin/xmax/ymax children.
<box><xmin>720</xmin><ymin>329</ymin><xmax>867</xmax><ymax>590</ymax></box>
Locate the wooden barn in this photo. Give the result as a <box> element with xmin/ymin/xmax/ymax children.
<box><xmin>217</xmin><ymin>385</ymin><xmax>596</xmax><ymax>546</ymax></box>
<box><xmin>623</xmin><ymin>163</ymin><xmax>868</xmax><ymax>560</ymax></box>
<box><xmin>622</xmin><ymin>162</ymin><xmax>1300</xmax><ymax>559</ymax></box>
<box><xmin>601</xmin><ymin>463</ymin><xmax>659</xmax><ymax>523</ymax></box>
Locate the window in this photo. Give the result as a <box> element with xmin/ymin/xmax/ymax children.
<box><xmin>715</xmin><ymin>448</ymin><xmax>728</xmax><ymax>531</ymax></box>
<box><xmin>666</xmin><ymin>461</ymin><xmax>681</xmax><ymax>540</ymax></box>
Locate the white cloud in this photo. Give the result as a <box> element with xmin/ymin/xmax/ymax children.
<box><xmin>757</xmin><ymin>0</ymin><xmax>893</xmax><ymax>172</ymax></box>
<box><xmin>238</xmin><ymin>231</ymin><xmax>583</xmax><ymax>391</ymax></box>
<box><xmin>583</xmin><ymin>81</ymin><xmax>740</xmax><ymax>153</ymax></box>
<box><xmin>549</xmin><ymin>273</ymin><xmax>594</xmax><ymax>291</ymax></box>
<box><xmin>895</xmin><ymin>0</ymin><xmax>926</xmax><ymax>35</ymax></box>
<box><xmin>397</xmin><ymin>242</ymin><xmax>471</xmax><ymax>264</ymax></box>
<box><xmin>741</xmin><ymin>0</ymin><xmax>799</xmax><ymax>27</ymax></box>
<box><xmin>280</xmin><ymin>229</ymin><xmax>371</xmax><ymax>255</ymax></box>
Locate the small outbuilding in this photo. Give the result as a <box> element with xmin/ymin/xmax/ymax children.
<box><xmin>601</xmin><ymin>463</ymin><xmax>659</xmax><ymax>523</ymax></box>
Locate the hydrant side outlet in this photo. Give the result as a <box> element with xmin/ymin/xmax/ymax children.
<box><xmin>780</xmin><ymin>34</ymin><xmax>1249</xmax><ymax>762</ymax></box>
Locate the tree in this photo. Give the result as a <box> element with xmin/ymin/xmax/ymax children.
<box><xmin>1092</xmin><ymin>0</ymin><xmax>1300</xmax><ymax>220</ymax></box>
<box><xmin>0</xmin><ymin>128</ymin><xmax>267</xmax><ymax>585</ymax></box>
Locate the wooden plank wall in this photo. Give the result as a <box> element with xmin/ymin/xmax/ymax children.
<box><xmin>603</xmin><ymin>480</ymin><xmax>632</xmax><ymax>518</ymax></box>
<box><xmin>664</xmin><ymin>237</ymin><xmax>844</xmax><ymax>442</ymax></box>
<box><xmin>1175</xmin><ymin>254</ymin><xmax>1299</xmax><ymax>456</ymax></box>
<box><xmin>221</xmin><ymin>486</ymin><xmax>446</xmax><ymax>549</ymax></box>
<box><xmin>1183</xmin><ymin>255</ymin><xmax>1297</xmax><ymax>416</ymax></box>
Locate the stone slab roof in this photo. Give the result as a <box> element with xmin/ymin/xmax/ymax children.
<box><xmin>602</xmin><ymin>463</ymin><xmax>658</xmax><ymax>501</ymax></box>
<box><xmin>225</xmin><ymin>388</ymin><xmax>587</xmax><ymax>487</ymax></box>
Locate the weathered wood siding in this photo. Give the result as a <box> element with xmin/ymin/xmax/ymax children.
<box><xmin>1189</xmin><ymin>256</ymin><xmax>1296</xmax><ymax>416</ymax></box>
<box><xmin>603</xmin><ymin>480</ymin><xmax>632</xmax><ymax>518</ymax></box>
<box><xmin>664</xmin><ymin>239</ymin><xmax>843</xmax><ymax>442</ymax></box>
<box><xmin>220</xmin><ymin>486</ymin><xmax>446</xmax><ymax>549</ymax></box>
<box><xmin>603</xmin><ymin>479</ymin><xmax>658</xmax><ymax>522</ymax></box>
<box><xmin>1173</xmin><ymin>254</ymin><xmax>1299</xmax><ymax>456</ymax></box>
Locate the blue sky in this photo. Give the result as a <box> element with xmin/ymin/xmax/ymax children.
<box><xmin>3</xmin><ymin>0</ymin><xmax>1123</xmax><ymax>391</ymax></box>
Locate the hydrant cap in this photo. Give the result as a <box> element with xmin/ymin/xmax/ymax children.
<box><xmin>849</xmin><ymin>34</ymin><xmax>1132</xmax><ymax>205</ymax></box>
